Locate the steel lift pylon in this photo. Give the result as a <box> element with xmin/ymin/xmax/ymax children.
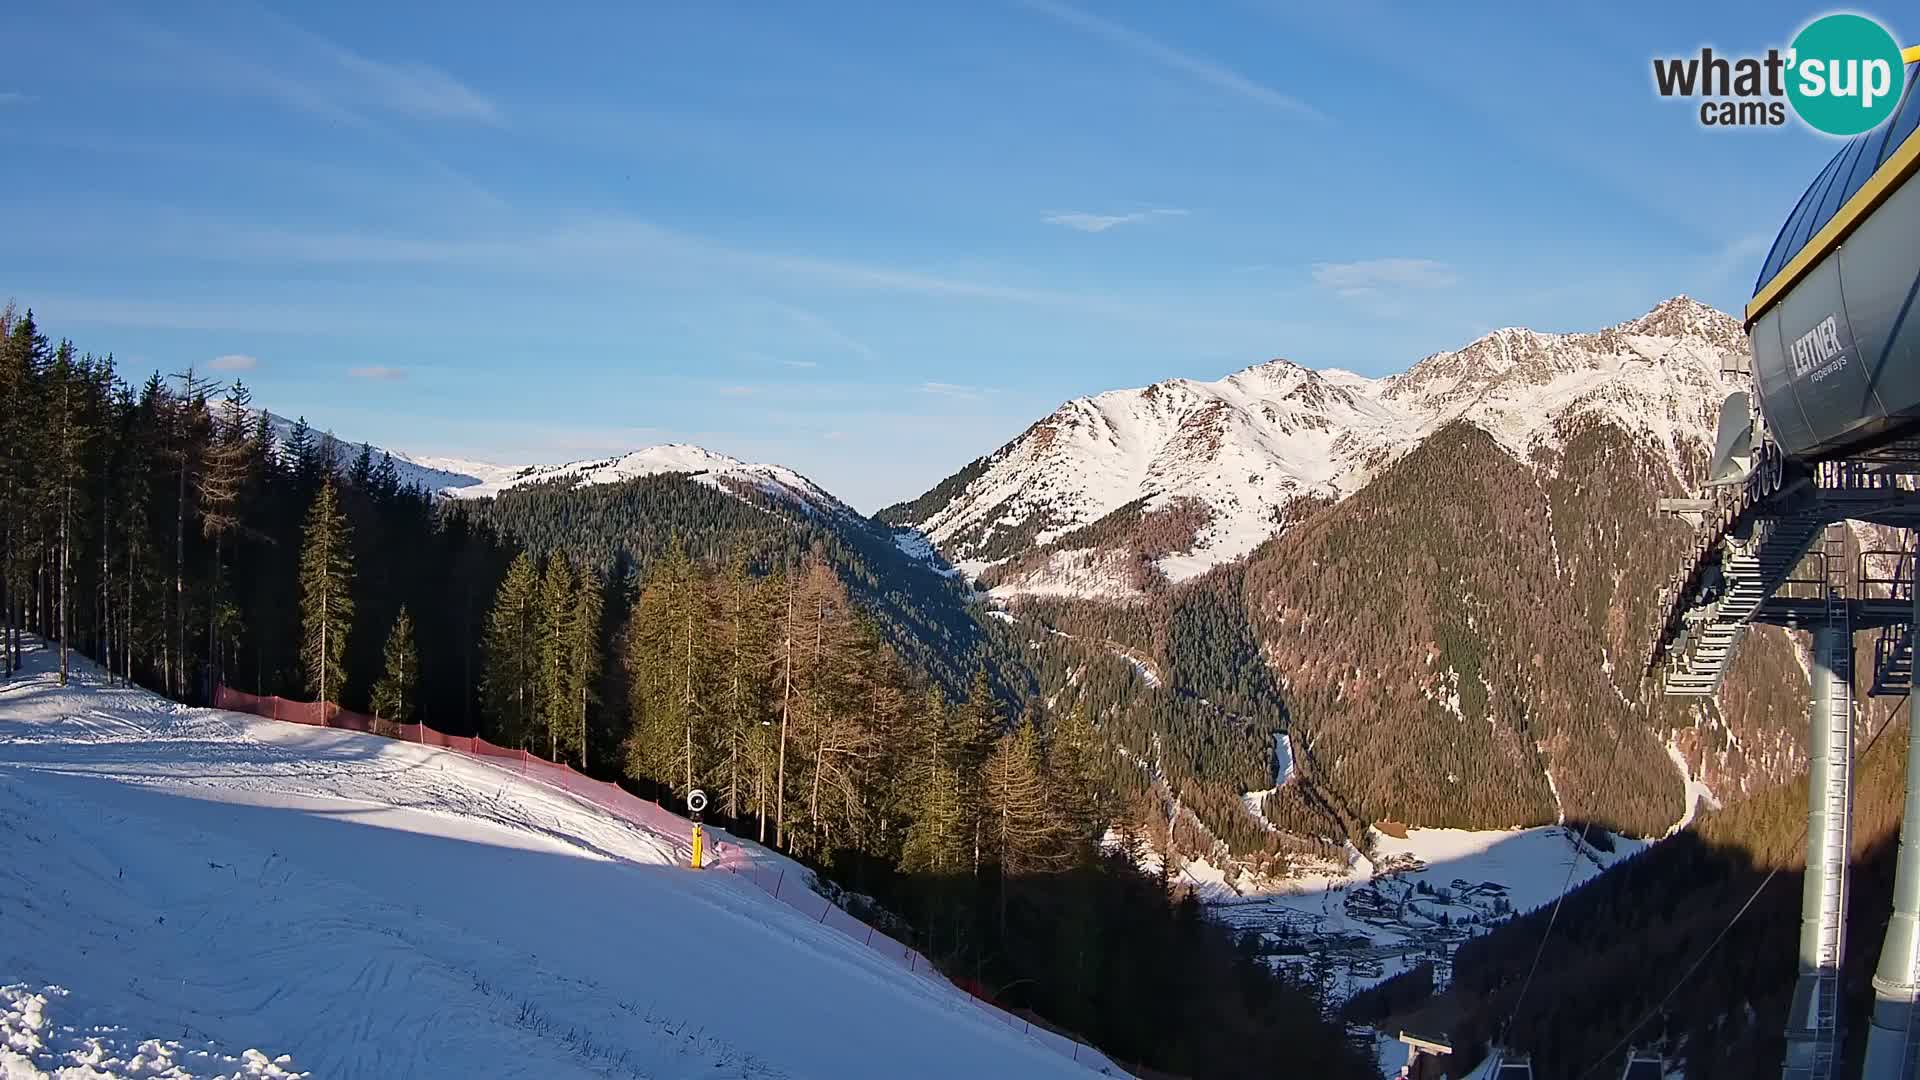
<box><xmin>1654</xmin><ymin>460</ymin><xmax>1920</xmax><ymax>1080</ymax></box>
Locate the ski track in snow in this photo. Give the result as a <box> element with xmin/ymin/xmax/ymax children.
<box><xmin>0</xmin><ymin>643</ymin><xmax>1106</xmax><ymax>1080</ymax></box>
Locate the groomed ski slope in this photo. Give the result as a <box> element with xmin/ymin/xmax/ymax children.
<box><xmin>0</xmin><ymin>642</ymin><xmax>1109</xmax><ymax>1079</ymax></box>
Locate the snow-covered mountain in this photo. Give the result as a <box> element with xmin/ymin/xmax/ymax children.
<box><xmin>262</xmin><ymin>413</ymin><xmax>849</xmax><ymax>517</ymax></box>
<box><xmin>885</xmin><ymin>296</ymin><xmax>1738</xmax><ymax>600</ymax></box>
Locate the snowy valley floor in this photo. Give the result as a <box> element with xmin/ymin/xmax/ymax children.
<box><xmin>0</xmin><ymin>643</ymin><xmax>1104</xmax><ymax>1079</ymax></box>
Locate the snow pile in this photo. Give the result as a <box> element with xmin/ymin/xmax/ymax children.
<box><xmin>0</xmin><ymin>643</ymin><xmax>1108</xmax><ymax>1079</ymax></box>
<box><xmin>1</xmin><ymin>984</ymin><xmax>305</xmax><ymax>1079</ymax></box>
<box><xmin>904</xmin><ymin>297</ymin><xmax>1739</xmax><ymax>600</ymax></box>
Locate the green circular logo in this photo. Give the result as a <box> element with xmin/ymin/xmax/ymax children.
<box><xmin>1787</xmin><ymin>14</ymin><xmax>1907</xmax><ymax>136</ymax></box>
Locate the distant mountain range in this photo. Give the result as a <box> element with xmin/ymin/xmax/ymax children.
<box><xmin>881</xmin><ymin>296</ymin><xmax>1741</xmax><ymax>602</ymax></box>
<box><xmin>262</xmin><ymin>413</ymin><xmax>855</xmax><ymax>521</ymax></box>
<box><xmin>266</xmin><ymin>296</ymin><xmax>1817</xmax><ymax>857</ymax></box>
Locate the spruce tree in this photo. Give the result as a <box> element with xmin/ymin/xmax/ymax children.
<box><xmin>1048</xmin><ymin>703</ymin><xmax>1107</xmax><ymax>851</ymax></box>
<box><xmin>370</xmin><ymin>606</ymin><xmax>418</xmax><ymax>727</ymax></box>
<box><xmin>284</xmin><ymin>417</ymin><xmax>319</xmax><ymax>489</ymax></box>
<box><xmin>0</xmin><ymin>309</ymin><xmax>49</xmax><ymax>679</ymax></box>
<box><xmin>566</xmin><ymin>565</ymin><xmax>605</xmax><ymax>768</ymax></box>
<box><xmin>900</xmin><ymin>687</ymin><xmax>968</xmax><ymax>875</ymax></box>
<box><xmin>371</xmin><ymin>452</ymin><xmax>400</xmax><ymax>499</ymax></box>
<box><xmin>955</xmin><ymin>668</ymin><xmax>1002</xmax><ymax>873</ymax></box>
<box><xmin>47</xmin><ymin>342</ymin><xmax>94</xmax><ymax>686</ymax></box>
<box><xmin>480</xmin><ymin>552</ymin><xmax>541</xmax><ymax>746</ymax></box>
<box><xmin>297</xmin><ymin>478</ymin><xmax>355</xmax><ymax>709</ymax></box>
<box><xmin>537</xmin><ymin>556</ymin><xmax>577</xmax><ymax>760</ymax></box>
<box><xmin>200</xmin><ymin>381</ymin><xmax>255</xmax><ymax>693</ymax></box>
<box><xmin>624</xmin><ymin>540</ymin><xmax>711</xmax><ymax>797</ymax></box>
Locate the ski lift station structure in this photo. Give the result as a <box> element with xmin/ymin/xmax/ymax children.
<box><xmin>1648</xmin><ymin>51</ymin><xmax>1920</xmax><ymax>1080</ymax></box>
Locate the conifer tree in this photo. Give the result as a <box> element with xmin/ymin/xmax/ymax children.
<box><xmin>298</xmin><ymin>478</ymin><xmax>355</xmax><ymax>708</ymax></box>
<box><xmin>565</xmin><ymin>564</ymin><xmax>605</xmax><ymax>768</ymax></box>
<box><xmin>348</xmin><ymin>442</ymin><xmax>375</xmax><ymax>490</ymax></box>
<box><xmin>165</xmin><ymin>370</ymin><xmax>216</xmax><ymax>698</ymax></box>
<box><xmin>955</xmin><ymin>668</ymin><xmax>1002</xmax><ymax>873</ymax></box>
<box><xmin>537</xmin><ymin>556</ymin><xmax>577</xmax><ymax>759</ymax></box>
<box><xmin>200</xmin><ymin>381</ymin><xmax>256</xmax><ymax>692</ymax></box>
<box><xmin>283</xmin><ymin>417</ymin><xmax>319</xmax><ymax>490</ymax></box>
<box><xmin>370</xmin><ymin>606</ymin><xmax>418</xmax><ymax>727</ymax></box>
<box><xmin>624</xmin><ymin>540</ymin><xmax>713</xmax><ymax>798</ymax></box>
<box><xmin>983</xmin><ymin>720</ymin><xmax>1068</xmax><ymax>875</ymax></box>
<box><xmin>718</xmin><ymin>556</ymin><xmax>770</xmax><ymax>820</ymax></box>
<box><xmin>0</xmin><ymin>308</ymin><xmax>49</xmax><ymax>678</ymax></box>
<box><xmin>900</xmin><ymin>688</ymin><xmax>969</xmax><ymax>875</ymax></box>
<box><xmin>481</xmin><ymin>552</ymin><xmax>541</xmax><ymax>746</ymax></box>
<box><xmin>47</xmin><ymin>342</ymin><xmax>94</xmax><ymax>686</ymax></box>
<box><xmin>1048</xmin><ymin>703</ymin><xmax>1107</xmax><ymax>850</ymax></box>
<box><xmin>371</xmin><ymin>452</ymin><xmax>401</xmax><ymax>499</ymax></box>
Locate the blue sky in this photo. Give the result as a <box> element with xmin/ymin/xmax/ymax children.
<box><xmin>0</xmin><ymin>2</ymin><xmax>1898</xmax><ymax>510</ymax></box>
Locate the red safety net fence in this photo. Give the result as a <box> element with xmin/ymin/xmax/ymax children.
<box><xmin>212</xmin><ymin>685</ymin><xmax>1127</xmax><ymax>1075</ymax></box>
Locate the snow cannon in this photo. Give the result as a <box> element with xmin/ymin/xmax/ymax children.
<box><xmin>1717</xmin><ymin>55</ymin><xmax>1920</xmax><ymax>495</ymax></box>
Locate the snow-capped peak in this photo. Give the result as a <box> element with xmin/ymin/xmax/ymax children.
<box><xmin>898</xmin><ymin>297</ymin><xmax>1744</xmax><ymax>601</ymax></box>
<box><xmin>443</xmin><ymin>443</ymin><xmax>847</xmax><ymax>514</ymax></box>
<box><xmin>259</xmin><ymin>413</ymin><xmax>847</xmax><ymax>517</ymax></box>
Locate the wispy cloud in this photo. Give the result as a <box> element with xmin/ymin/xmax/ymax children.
<box><xmin>778</xmin><ymin>359</ymin><xmax>819</xmax><ymax>369</ymax></box>
<box><xmin>1311</xmin><ymin>258</ymin><xmax>1459</xmax><ymax>299</ymax></box>
<box><xmin>768</xmin><ymin>302</ymin><xmax>877</xmax><ymax>361</ymax></box>
<box><xmin>208</xmin><ymin>353</ymin><xmax>259</xmax><ymax>371</ymax></box>
<box><xmin>1043</xmin><ymin>208</ymin><xmax>1188</xmax><ymax>233</ymax></box>
<box><xmin>1703</xmin><ymin>231</ymin><xmax>1773</xmax><ymax>285</ymax></box>
<box><xmin>109</xmin><ymin>12</ymin><xmax>503</xmax><ymax>206</ymax></box>
<box><xmin>309</xmin><ymin>42</ymin><xmax>499</xmax><ymax>125</ymax></box>
<box><xmin>348</xmin><ymin>365</ymin><xmax>406</xmax><ymax>381</ymax></box>
<box><xmin>119</xmin><ymin>9</ymin><xmax>498</xmax><ymax>126</ymax></box>
<box><xmin>166</xmin><ymin>213</ymin><xmax>1138</xmax><ymax>313</ymax></box>
<box><xmin>717</xmin><ymin>384</ymin><xmax>759</xmax><ymax>396</ymax></box>
<box><xmin>0</xmin><ymin>92</ymin><xmax>34</xmax><ymax>106</ymax></box>
<box><xmin>920</xmin><ymin>381</ymin><xmax>994</xmax><ymax>401</ymax></box>
<box><xmin>1020</xmin><ymin>0</ymin><xmax>1321</xmax><ymax>118</ymax></box>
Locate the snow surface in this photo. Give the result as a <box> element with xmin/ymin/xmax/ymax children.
<box><xmin>891</xmin><ymin>530</ymin><xmax>961</xmax><ymax>579</ymax></box>
<box><xmin>907</xmin><ymin>297</ymin><xmax>1739</xmax><ymax>600</ymax></box>
<box><xmin>1203</xmin><ymin>824</ymin><xmax>1650</xmax><ymax>1010</ymax></box>
<box><xmin>0</xmin><ymin>643</ymin><xmax>1113</xmax><ymax>1079</ymax></box>
<box><xmin>1211</xmin><ymin>824</ymin><xmax>1647</xmax><ymax>914</ymax></box>
<box><xmin>1272</xmin><ymin>732</ymin><xmax>1295</xmax><ymax>787</ymax></box>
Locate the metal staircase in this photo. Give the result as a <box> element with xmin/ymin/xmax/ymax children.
<box><xmin>1872</xmin><ymin>541</ymin><xmax>1918</xmax><ymax>695</ymax></box>
<box><xmin>1664</xmin><ymin>506</ymin><xmax>1832</xmax><ymax>696</ymax></box>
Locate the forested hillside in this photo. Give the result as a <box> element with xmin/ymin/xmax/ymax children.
<box><xmin>0</xmin><ymin>302</ymin><xmax>1378</xmax><ymax>1079</ymax></box>
<box><xmin>1237</xmin><ymin>414</ymin><xmax>1811</xmax><ymax>838</ymax></box>
<box><xmin>456</xmin><ymin>473</ymin><xmax>1022</xmax><ymax>699</ymax></box>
